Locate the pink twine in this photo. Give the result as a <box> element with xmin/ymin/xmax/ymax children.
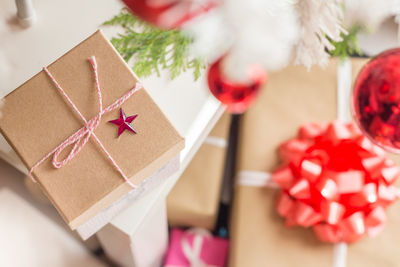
<box><xmin>29</xmin><ymin>56</ymin><xmax>141</xmax><ymax>188</ymax></box>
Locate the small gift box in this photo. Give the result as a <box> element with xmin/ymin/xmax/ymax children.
<box><xmin>229</xmin><ymin>59</ymin><xmax>400</xmax><ymax>267</ymax></box>
<box><xmin>0</xmin><ymin>31</ymin><xmax>184</xmax><ymax>231</ymax></box>
<box><xmin>164</xmin><ymin>228</ymin><xmax>229</xmax><ymax>267</ymax></box>
<box><xmin>167</xmin><ymin>113</ymin><xmax>230</xmax><ymax>230</ymax></box>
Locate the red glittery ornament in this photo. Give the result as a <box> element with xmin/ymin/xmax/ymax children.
<box><xmin>122</xmin><ymin>0</ymin><xmax>217</xmax><ymax>29</ymax></box>
<box><xmin>353</xmin><ymin>48</ymin><xmax>400</xmax><ymax>153</ymax></box>
<box><xmin>207</xmin><ymin>58</ymin><xmax>267</xmax><ymax>114</ymax></box>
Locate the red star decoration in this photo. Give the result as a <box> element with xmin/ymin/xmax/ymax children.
<box><xmin>108</xmin><ymin>108</ymin><xmax>138</xmax><ymax>137</ymax></box>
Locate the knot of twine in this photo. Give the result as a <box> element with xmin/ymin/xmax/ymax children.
<box><xmin>29</xmin><ymin>56</ymin><xmax>142</xmax><ymax>188</ymax></box>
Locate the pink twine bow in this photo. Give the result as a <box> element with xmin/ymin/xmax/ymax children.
<box><xmin>28</xmin><ymin>56</ymin><xmax>142</xmax><ymax>188</ymax></box>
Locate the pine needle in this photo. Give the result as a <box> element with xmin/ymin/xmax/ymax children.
<box><xmin>329</xmin><ymin>25</ymin><xmax>363</xmax><ymax>60</ymax></box>
<box><xmin>103</xmin><ymin>9</ymin><xmax>205</xmax><ymax>80</ymax></box>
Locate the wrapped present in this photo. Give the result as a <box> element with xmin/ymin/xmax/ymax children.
<box><xmin>164</xmin><ymin>228</ymin><xmax>229</xmax><ymax>267</ymax></box>
<box><xmin>229</xmin><ymin>59</ymin><xmax>400</xmax><ymax>267</ymax></box>
<box><xmin>0</xmin><ymin>188</ymin><xmax>106</xmax><ymax>267</ymax></box>
<box><xmin>0</xmin><ymin>30</ymin><xmax>184</xmax><ymax>233</ymax></box>
<box><xmin>273</xmin><ymin>121</ymin><xmax>399</xmax><ymax>243</ymax></box>
<box><xmin>167</xmin><ymin>113</ymin><xmax>230</xmax><ymax>230</ymax></box>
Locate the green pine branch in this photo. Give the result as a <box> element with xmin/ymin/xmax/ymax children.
<box><xmin>103</xmin><ymin>9</ymin><xmax>205</xmax><ymax>80</ymax></box>
<box><xmin>329</xmin><ymin>25</ymin><xmax>363</xmax><ymax>60</ymax></box>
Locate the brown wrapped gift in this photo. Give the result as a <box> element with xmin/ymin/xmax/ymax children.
<box><xmin>229</xmin><ymin>59</ymin><xmax>400</xmax><ymax>267</ymax></box>
<box><xmin>0</xmin><ymin>31</ymin><xmax>184</xmax><ymax>230</ymax></box>
<box><xmin>167</xmin><ymin>113</ymin><xmax>231</xmax><ymax>230</ymax></box>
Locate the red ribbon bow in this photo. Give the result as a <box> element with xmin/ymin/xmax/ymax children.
<box><xmin>273</xmin><ymin>121</ymin><xmax>400</xmax><ymax>243</ymax></box>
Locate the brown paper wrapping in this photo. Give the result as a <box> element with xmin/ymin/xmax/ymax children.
<box><xmin>167</xmin><ymin>113</ymin><xmax>231</xmax><ymax>230</ymax></box>
<box><xmin>230</xmin><ymin>58</ymin><xmax>400</xmax><ymax>267</ymax></box>
<box><xmin>0</xmin><ymin>31</ymin><xmax>184</xmax><ymax>229</ymax></box>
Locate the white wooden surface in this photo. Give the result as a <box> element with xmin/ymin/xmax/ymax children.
<box><xmin>358</xmin><ymin>18</ymin><xmax>398</xmax><ymax>56</ymax></box>
<box><xmin>0</xmin><ymin>188</ymin><xmax>106</xmax><ymax>267</ymax></box>
<box><xmin>15</xmin><ymin>0</ymin><xmax>36</xmax><ymax>27</ymax></box>
<box><xmin>97</xmin><ymin>197</ymin><xmax>168</xmax><ymax>267</ymax></box>
<box><xmin>0</xmin><ymin>1</ymin><xmax>223</xmax><ymax>266</ymax></box>
<box><xmin>0</xmin><ymin>160</ymin><xmax>103</xmax><ymax>251</ymax></box>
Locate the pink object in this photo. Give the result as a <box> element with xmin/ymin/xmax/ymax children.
<box><xmin>164</xmin><ymin>228</ymin><xmax>229</xmax><ymax>267</ymax></box>
<box><xmin>122</xmin><ymin>0</ymin><xmax>218</xmax><ymax>29</ymax></box>
<box><xmin>28</xmin><ymin>56</ymin><xmax>142</xmax><ymax>188</ymax></box>
<box><xmin>109</xmin><ymin>108</ymin><xmax>138</xmax><ymax>137</ymax></box>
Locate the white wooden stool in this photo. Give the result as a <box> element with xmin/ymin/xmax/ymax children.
<box><xmin>0</xmin><ymin>1</ymin><xmax>223</xmax><ymax>266</ymax></box>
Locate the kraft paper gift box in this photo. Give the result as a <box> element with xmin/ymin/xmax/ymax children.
<box><xmin>0</xmin><ymin>30</ymin><xmax>184</xmax><ymax>233</ymax></box>
<box><xmin>167</xmin><ymin>113</ymin><xmax>230</xmax><ymax>230</ymax></box>
<box><xmin>0</xmin><ymin>188</ymin><xmax>106</xmax><ymax>267</ymax></box>
<box><xmin>229</xmin><ymin>59</ymin><xmax>400</xmax><ymax>267</ymax></box>
<box><xmin>164</xmin><ymin>228</ymin><xmax>229</xmax><ymax>267</ymax></box>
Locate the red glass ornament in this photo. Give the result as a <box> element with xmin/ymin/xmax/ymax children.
<box><xmin>353</xmin><ymin>48</ymin><xmax>400</xmax><ymax>153</ymax></box>
<box><xmin>207</xmin><ymin>58</ymin><xmax>267</xmax><ymax>114</ymax></box>
<box><xmin>122</xmin><ymin>0</ymin><xmax>217</xmax><ymax>29</ymax></box>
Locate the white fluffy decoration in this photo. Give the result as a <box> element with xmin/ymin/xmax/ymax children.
<box><xmin>184</xmin><ymin>0</ymin><xmax>300</xmax><ymax>82</ymax></box>
<box><xmin>294</xmin><ymin>0</ymin><xmax>346</xmax><ymax>69</ymax></box>
<box><xmin>184</xmin><ymin>0</ymin><xmax>349</xmax><ymax>80</ymax></box>
<box><xmin>223</xmin><ymin>0</ymin><xmax>300</xmax><ymax>81</ymax></box>
<box><xmin>183</xmin><ymin>9</ymin><xmax>233</xmax><ymax>65</ymax></box>
<box><xmin>344</xmin><ymin>0</ymin><xmax>400</xmax><ymax>31</ymax></box>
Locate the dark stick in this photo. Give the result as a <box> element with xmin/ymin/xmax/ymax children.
<box><xmin>214</xmin><ymin>114</ymin><xmax>241</xmax><ymax>238</ymax></box>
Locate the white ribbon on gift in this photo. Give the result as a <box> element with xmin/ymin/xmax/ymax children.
<box><xmin>204</xmin><ymin>136</ymin><xmax>228</xmax><ymax>148</ymax></box>
<box><xmin>180</xmin><ymin>228</ymin><xmax>219</xmax><ymax>267</ymax></box>
<box><xmin>236</xmin><ymin>170</ymin><xmax>347</xmax><ymax>267</ymax></box>
<box><xmin>337</xmin><ymin>59</ymin><xmax>353</xmax><ymax>123</ymax></box>
<box><xmin>235</xmin><ymin>59</ymin><xmax>353</xmax><ymax>267</ymax></box>
<box><xmin>332</xmin><ymin>58</ymin><xmax>352</xmax><ymax>267</ymax></box>
<box><xmin>236</xmin><ymin>171</ymin><xmax>277</xmax><ymax>188</ymax></box>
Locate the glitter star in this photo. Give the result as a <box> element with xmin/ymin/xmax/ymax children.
<box><xmin>108</xmin><ymin>108</ymin><xmax>138</xmax><ymax>137</ymax></box>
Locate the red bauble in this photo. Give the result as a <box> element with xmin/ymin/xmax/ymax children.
<box><xmin>122</xmin><ymin>0</ymin><xmax>217</xmax><ymax>29</ymax></box>
<box><xmin>207</xmin><ymin>58</ymin><xmax>267</xmax><ymax>114</ymax></box>
<box><xmin>353</xmin><ymin>48</ymin><xmax>400</xmax><ymax>153</ymax></box>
